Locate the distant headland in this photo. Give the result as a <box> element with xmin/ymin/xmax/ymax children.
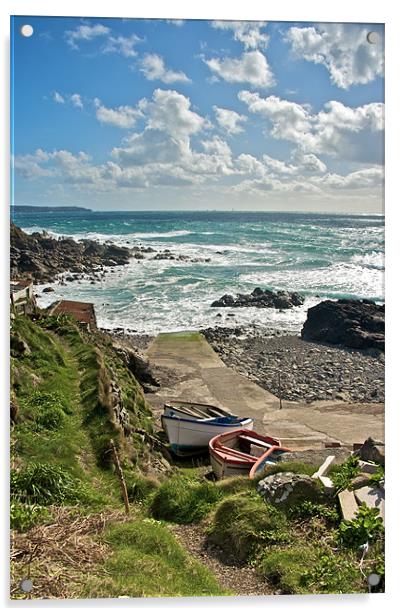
<box><xmin>12</xmin><ymin>205</ymin><xmax>92</xmax><ymax>212</ymax></box>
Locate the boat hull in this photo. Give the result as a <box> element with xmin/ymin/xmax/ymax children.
<box><xmin>161</xmin><ymin>415</ymin><xmax>254</xmax><ymax>457</ymax></box>
<box><xmin>210</xmin><ymin>448</ymin><xmax>253</xmax><ymax>479</ymax></box>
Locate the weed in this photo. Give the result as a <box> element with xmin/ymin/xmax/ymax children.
<box><xmin>330</xmin><ymin>455</ymin><xmax>360</xmax><ymax>492</ymax></box>
<box><xmin>11</xmin><ymin>463</ymin><xmax>85</xmax><ymax>505</ymax></box>
<box><xmin>10</xmin><ymin>501</ymin><xmax>51</xmax><ymax>532</ymax></box>
<box><xmin>338</xmin><ymin>503</ymin><xmax>384</xmax><ymax>548</ymax></box>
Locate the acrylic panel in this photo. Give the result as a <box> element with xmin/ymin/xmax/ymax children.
<box><xmin>10</xmin><ymin>15</ymin><xmax>384</xmax><ymax>599</ymax></box>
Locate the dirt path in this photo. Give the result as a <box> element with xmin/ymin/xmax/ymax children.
<box><xmin>169</xmin><ymin>522</ymin><xmax>274</xmax><ymax>596</ymax></box>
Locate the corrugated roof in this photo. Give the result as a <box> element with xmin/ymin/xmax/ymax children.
<box><xmin>51</xmin><ymin>300</ymin><xmax>97</xmax><ymax>328</ymax></box>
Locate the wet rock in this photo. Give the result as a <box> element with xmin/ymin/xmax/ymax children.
<box><xmin>211</xmin><ymin>288</ymin><xmax>304</xmax><ymax>310</ymax></box>
<box><xmin>301</xmin><ymin>299</ymin><xmax>384</xmax><ymax>351</ymax></box>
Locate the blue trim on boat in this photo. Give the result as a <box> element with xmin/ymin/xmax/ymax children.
<box><xmin>161</xmin><ymin>414</ymin><xmax>252</xmax><ymax>427</ymax></box>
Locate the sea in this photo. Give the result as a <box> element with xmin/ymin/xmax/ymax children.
<box><xmin>12</xmin><ymin>210</ymin><xmax>385</xmax><ymax>335</ymax></box>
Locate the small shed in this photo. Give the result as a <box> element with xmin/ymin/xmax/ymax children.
<box><xmin>50</xmin><ymin>299</ymin><xmax>97</xmax><ymax>332</ymax></box>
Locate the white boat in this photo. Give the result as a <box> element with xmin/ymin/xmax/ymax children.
<box><xmin>161</xmin><ymin>401</ymin><xmax>254</xmax><ymax>457</ymax></box>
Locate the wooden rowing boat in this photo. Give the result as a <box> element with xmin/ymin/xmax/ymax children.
<box><xmin>209</xmin><ymin>429</ymin><xmax>285</xmax><ymax>479</ymax></box>
<box><xmin>161</xmin><ymin>401</ymin><xmax>254</xmax><ymax>457</ymax></box>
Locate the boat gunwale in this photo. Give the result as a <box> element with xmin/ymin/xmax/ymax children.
<box><xmin>161</xmin><ymin>414</ymin><xmax>253</xmax><ymax>428</ymax></box>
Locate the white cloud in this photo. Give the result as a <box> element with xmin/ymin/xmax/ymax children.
<box><xmin>213</xmin><ymin>106</ymin><xmax>247</xmax><ymax>134</ymax></box>
<box><xmin>238</xmin><ymin>91</ymin><xmax>384</xmax><ymax>161</ymax></box>
<box><xmin>53</xmin><ymin>91</ymin><xmax>65</xmax><ymax>104</ymax></box>
<box><xmin>112</xmin><ymin>129</ymin><xmax>188</xmax><ymax>166</ymax></box>
<box><xmin>65</xmin><ymin>23</ymin><xmax>110</xmax><ymax>50</ymax></box>
<box><xmin>102</xmin><ymin>34</ymin><xmax>143</xmax><ymax>58</ymax></box>
<box><xmin>204</xmin><ymin>51</ymin><xmax>275</xmax><ymax>88</ymax></box>
<box><xmin>139</xmin><ymin>88</ymin><xmax>206</xmax><ymax>139</ymax></box>
<box><xmin>94</xmin><ymin>99</ymin><xmax>143</xmax><ymax>129</ymax></box>
<box><xmin>70</xmin><ymin>93</ymin><xmax>83</xmax><ymax>109</ymax></box>
<box><xmin>212</xmin><ymin>21</ymin><xmax>269</xmax><ymax>50</ymax></box>
<box><xmin>317</xmin><ymin>167</ymin><xmax>384</xmax><ymax>190</ymax></box>
<box><xmin>285</xmin><ymin>23</ymin><xmax>384</xmax><ymax>89</ymax></box>
<box><xmin>291</xmin><ymin>151</ymin><xmax>327</xmax><ymax>174</ymax></box>
<box><xmin>238</xmin><ymin>91</ymin><xmax>311</xmax><ymax>141</ymax></box>
<box><xmin>139</xmin><ymin>54</ymin><xmax>190</xmax><ymax>84</ymax></box>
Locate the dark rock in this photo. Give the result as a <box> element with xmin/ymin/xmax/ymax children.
<box><xmin>211</xmin><ymin>288</ymin><xmax>304</xmax><ymax>310</ymax></box>
<box><xmin>10</xmin><ymin>222</ymin><xmax>131</xmax><ymax>283</ymax></box>
<box><xmin>301</xmin><ymin>299</ymin><xmax>384</xmax><ymax>351</ymax></box>
<box><xmin>355</xmin><ymin>437</ymin><xmax>385</xmax><ymax>465</ymax></box>
<box><xmin>42</xmin><ymin>287</ymin><xmax>55</xmax><ymax>293</ymax></box>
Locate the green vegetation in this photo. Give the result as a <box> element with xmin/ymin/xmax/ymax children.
<box><xmin>150</xmin><ymin>474</ymin><xmax>223</xmax><ymax>523</ymax></box>
<box><xmin>81</xmin><ymin>518</ymin><xmax>228</xmax><ymax>598</ymax></box>
<box><xmin>338</xmin><ymin>503</ymin><xmax>384</xmax><ymax>548</ymax></box>
<box><xmin>11</xmin><ymin>315</ymin><xmax>227</xmax><ymax>598</ymax></box>
<box><xmin>329</xmin><ymin>455</ymin><xmax>360</xmax><ymax>492</ymax></box>
<box><xmin>9</xmin><ymin>315</ymin><xmax>384</xmax><ymax>597</ymax></box>
<box><xmin>207</xmin><ymin>495</ymin><xmax>289</xmax><ymax>562</ymax></box>
<box><xmin>10</xmin><ymin>501</ymin><xmax>51</xmax><ymax>532</ymax></box>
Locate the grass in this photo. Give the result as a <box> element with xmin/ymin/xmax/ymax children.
<box><xmin>150</xmin><ymin>474</ymin><xmax>223</xmax><ymax>523</ymax></box>
<box><xmin>206</xmin><ymin>493</ymin><xmax>289</xmax><ymax>562</ymax></box>
<box><xmin>80</xmin><ymin>518</ymin><xmax>229</xmax><ymax>598</ymax></box>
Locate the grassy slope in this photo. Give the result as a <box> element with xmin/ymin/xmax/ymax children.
<box><xmin>10</xmin><ymin>315</ymin><xmax>226</xmax><ymax>598</ymax></box>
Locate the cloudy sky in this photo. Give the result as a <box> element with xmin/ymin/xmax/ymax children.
<box><xmin>11</xmin><ymin>16</ymin><xmax>384</xmax><ymax>212</ymax></box>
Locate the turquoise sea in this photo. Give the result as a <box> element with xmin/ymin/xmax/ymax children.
<box><xmin>12</xmin><ymin>210</ymin><xmax>384</xmax><ymax>334</ymax></box>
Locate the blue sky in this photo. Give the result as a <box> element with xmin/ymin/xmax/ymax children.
<box><xmin>11</xmin><ymin>16</ymin><xmax>384</xmax><ymax>211</ymax></box>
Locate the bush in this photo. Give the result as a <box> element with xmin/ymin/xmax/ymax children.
<box><xmin>207</xmin><ymin>495</ymin><xmax>288</xmax><ymax>562</ymax></box>
<box><xmin>150</xmin><ymin>475</ymin><xmax>222</xmax><ymax>524</ymax></box>
<box><xmin>330</xmin><ymin>455</ymin><xmax>360</xmax><ymax>492</ymax></box>
<box><xmin>10</xmin><ymin>500</ymin><xmax>50</xmax><ymax>532</ymax></box>
<box><xmin>257</xmin><ymin>546</ymin><xmax>317</xmax><ymax>594</ymax></box>
<box><xmin>11</xmin><ymin>463</ymin><xmax>83</xmax><ymax>505</ymax></box>
<box><xmin>288</xmin><ymin>500</ymin><xmax>340</xmax><ymax>523</ymax></box>
<box><xmin>338</xmin><ymin>503</ymin><xmax>384</xmax><ymax>548</ymax></box>
<box><xmin>300</xmin><ymin>549</ymin><xmax>363</xmax><ymax>594</ymax></box>
<box><xmin>125</xmin><ymin>472</ymin><xmax>160</xmax><ymax>503</ymax></box>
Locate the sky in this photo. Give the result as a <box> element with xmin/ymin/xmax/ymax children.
<box><xmin>11</xmin><ymin>16</ymin><xmax>384</xmax><ymax>212</ymax></box>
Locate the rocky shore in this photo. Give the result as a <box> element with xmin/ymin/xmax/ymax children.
<box><xmin>10</xmin><ymin>223</ymin><xmax>131</xmax><ymax>283</ymax></box>
<box><xmin>10</xmin><ymin>223</ymin><xmax>213</xmax><ymax>284</ymax></box>
<box><xmin>202</xmin><ymin>326</ymin><xmax>384</xmax><ymax>404</ymax></box>
<box><xmin>211</xmin><ymin>287</ymin><xmax>304</xmax><ymax>310</ymax></box>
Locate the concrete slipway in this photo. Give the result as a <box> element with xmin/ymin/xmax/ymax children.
<box><xmin>144</xmin><ymin>332</ymin><xmax>384</xmax><ymax>449</ymax></box>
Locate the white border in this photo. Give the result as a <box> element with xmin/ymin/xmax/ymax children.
<box><xmin>1</xmin><ymin>1</ymin><xmax>401</xmax><ymax>614</ymax></box>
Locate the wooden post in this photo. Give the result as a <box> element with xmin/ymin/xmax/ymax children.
<box><xmin>278</xmin><ymin>371</ymin><xmax>282</xmax><ymax>410</ymax></box>
<box><xmin>110</xmin><ymin>439</ymin><xmax>130</xmax><ymax>514</ymax></box>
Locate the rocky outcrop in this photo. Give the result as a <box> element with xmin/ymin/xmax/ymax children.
<box><xmin>355</xmin><ymin>437</ymin><xmax>385</xmax><ymax>465</ymax></box>
<box><xmin>10</xmin><ymin>223</ymin><xmax>131</xmax><ymax>283</ymax></box>
<box><xmin>257</xmin><ymin>472</ymin><xmax>322</xmax><ymax>508</ymax></box>
<box><xmin>211</xmin><ymin>287</ymin><xmax>304</xmax><ymax>310</ymax></box>
<box><xmin>301</xmin><ymin>299</ymin><xmax>384</xmax><ymax>351</ymax></box>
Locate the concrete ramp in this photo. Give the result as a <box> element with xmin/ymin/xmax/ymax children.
<box><xmin>145</xmin><ymin>332</ymin><xmax>384</xmax><ymax>448</ymax></box>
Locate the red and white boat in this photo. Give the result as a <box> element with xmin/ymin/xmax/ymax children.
<box><xmin>209</xmin><ymin>429</ymin><xmax>286</xmax><ymax>480</ymax></box>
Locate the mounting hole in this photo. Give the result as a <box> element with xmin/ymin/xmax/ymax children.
<box><xmin>368</xmin><ymin>573</ymin><xmax>381</xmax><ymax>586</ymax></box>
<box><xmin>367</xmin><ymin>31</ymin><xmax>379</xmax><ymax>44</ymax></box>
<box><xmin>20</xmin><ymin>24</ymin><xmax>34</xmax><ymax>38</ymax></box>
<box><xmin>19</xmin><ymin>579</ymin><xmax>33</xmax><ymax>593</ymax></box>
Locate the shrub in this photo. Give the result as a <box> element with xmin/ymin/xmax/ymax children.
<box><xmin>150</xmin><ymin>475</ymin><xmax>222</xmax><ymax>524</ymax></box>
<box><xmin>257</xmin><ymin>546</ymin><xmax>317</xmax><ymax>594</ymax></box>
<box><xmin>288</xmin><ymin>500</ymin><xmax>340</xmax><ymax>523</ymax></box>
<box><xmin>11</xmin><ymin>463</ymin><xmax>83</xmax><ymax>505</ymax></box>
<box><xmin>10</xmin><ymin>500</ymin><xmax>50</xmax><ymax>532</ymax></box>
<box><xmin>207</xmin><ymin>495</ymin><xmax>288</xmax><ymax>562</ymax></box>
<box><xmin>125</xmin><ymin>472</ymin><xmax>160</xmax><ymax>503</ymax></box>
<box><xmin>300</xmin><ymin>549</ymin><xmax>363</xmax><ymax>594</ymax></box>
<box><xmin>330</xmin><ymin>455</ymin><xmax>360</xmax><ymax>492</ymax></box>
<box><xmin>338</xmin><ymin>503</ymin><xmax>384</xmax><ymax>548</ymax></box>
